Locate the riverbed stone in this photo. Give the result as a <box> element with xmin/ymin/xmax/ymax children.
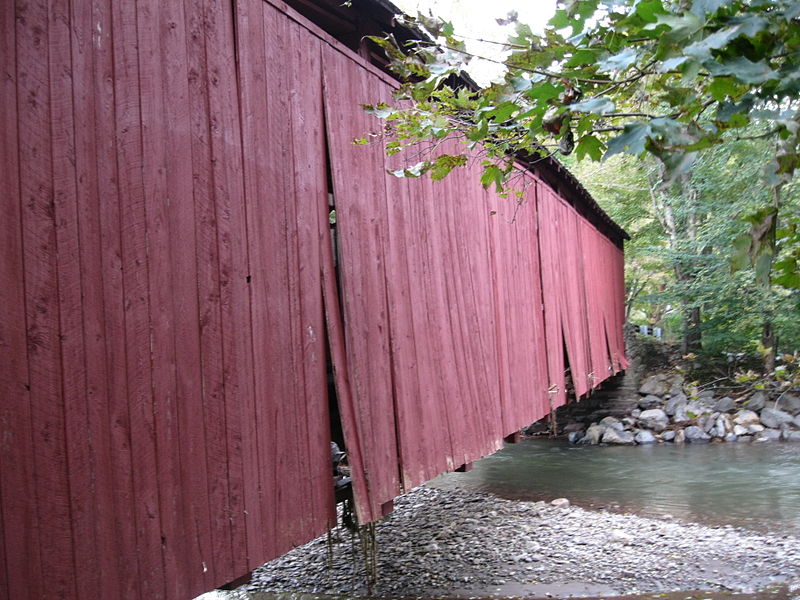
<box><xmin>550</xmin><ymin>497</ymin><xmax>570</xmax><ymax>508</ymax></box>
<box><xmin>602</xmin><ymin>428</ymin><xmax>636</xmax><ymax>445</ymax></box>
<box><xmin>777</xmin><ymin>393</ymin><xmax>800</xmax><ymax>415</ymax></box>
<box><xmin>698</xmin><ymin>412</ymin><xmax>718</xmax><ymax>433</ymax></box>
<box><xmin>684</xmin><ymin>425</ymin><xmax>711</xmax><ymax>443</ymax></box>
<box><xmin>713</xmin><ymin>396</ymin><xmax>736</xmax><ymax>413</ymax></box>
<box><xmin>600</xmin><ymin>416</ymin><xmax>624</xmax><ymax>431</ymax></box>
<box><xmin>745</xmin><ymin>391</ymin><xmax>768</xmax><ymax>412</ymax></box>
<box><xmin>754</xmin><ymin>429</ymin><xmax>781</xmax><ymax>442</ymax></box>
<box><xmin>733</xmin><ymin>409</ymin><xmax>760</xmax><ymax>426</ymax></box>
<box><xmin>563</xmin><ymin>422</ymin><xmax>586</xmax><ymax>433</ymax></box>
<box><xmin>760</xmin><ymin>407</ymin><xmax>794</xmax><ymax>429</ymax></box>
<box><xmin>673</xmin><ymin>403</ymin><xmax>690</xmax><ymax>423</ymax></box>
<box><xmin>631</xmin><ymin>408</ymin><xmax>642</xmax><ymax>418</ymax></box>
<box><xmin>724</xmin><ymin>433</ymin><xmax>738</xmax><ymax>443</ymax></box>
<box><xmin>686</xmin><ymin>401</ymin><xmax>711</xmax><ymax>419</ymax></box>
<box><xmin>567</xmin><ymin>431</ymin><xmax>584</xmax><ymax>445</ymax></box>
<box><xmin>638</xmin><ymin>395</ymin><xmax>663</xmax><ymax>410</ymax></box>
<box><xmin>747</xmin><ymin>423</ymin><xmax>765</xmax><ymax>434</ymax></box>
<box><xmin>733</xmin><ymin>424</ymin><xmax>749</xmax><ymax>436</ymax></box>
<box><xmin>783</xmin><ymin>430</ymin><xmax>800</xmax><ymax>442</ymax></box>
<box><xmin>635</xmin><ymin>430</ymin><xmax>657</xmax><ymax>444</ymax></box>
<box><xmin>673</xmin><ymin>429</ymin><xmax>686</xmax><ymax>444</ymax></box>
<box><xmin>794</xmin><ymin>415</ymin><xmax>800</xmax><ymax>428</ymax></box>
<box><xmin>639</xmin><ymin>375</ymin><xmax>669</xmax><ymax>396</ymax></box>
<box><xmin>638</xmin><ymin>409</ymin><xmax>669</xmax><ymax>432</ymax></box>
<box><xmin>664</xmin><ymin>393</ymin><xmax>687</xmax><ymax>415</ymax></box>
<box><xmin>661</xmin><ymin>430</ymin><xmax>676</xmax><ymax>442</ymax></box>
<box><xmin>580</xmin><ymin>424</ymin><xmax>606</xmax><ymax>445</ymax></box>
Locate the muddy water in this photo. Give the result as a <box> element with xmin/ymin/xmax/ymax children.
<box><xmin>430</xmin><ymin>438</ymin><xmax>800</xmax><ymax>535</ymax></box>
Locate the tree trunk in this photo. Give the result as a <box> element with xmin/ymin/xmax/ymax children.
<box><xmin>683</xmin><ymin>304</ymin><xmax>702</xmax><ymax>354</ymax></box>
<box><xmin>762</xmin><ymin>320</ymin><xmax>776</xmax><ymax>374</ymax></box>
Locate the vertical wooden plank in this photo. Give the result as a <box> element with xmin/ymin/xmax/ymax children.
<box><xmin>286</xmin><ymin>20</ymin><xmax>335</xmax><ymax>538</ymax></box>
<box><xmin>134</xmin><ymin>0</ymin><xmax>192</xmax><ymax>594</ymax></box>
<box><xmin>184</xmin><ymin>0</ymin><xmax>221</xmax><ymax>588</ymax></box>
<box><xmin>233</xmin><ymin>0</ymin><xmax>270</xmax><ymax>564</ymax></box>
<box><xmin>204</xmin><ymin>0</ymin><xmax>255</xmax><ymax>582</ymax></box>
<box><xmin>47</xmin><ymin>0</ymin><xmax>100</xmax><ymax>596</ymax></box>
<box><xmin>15</xmin><ymin>0</ymin><xmax>78</xmax><ymax>597</ymax></box>
<box><xmin>69</xmin><ymin>0</ymin><xmax>124</xmax><ymax>593</ymax></box>
<box><xmin>0</xmin><ymin>1</ymin><xmax>40</xmax><ymax>596</ymax></box>
<box><xmin>93</xmin><ymin>0</ymin><xmax>142</xmax><ymax>594</ymax></box>
<box><xmin>111</xmin><ymin>0</ymin><xmax>164</xmax><ymax>595</ymax></box>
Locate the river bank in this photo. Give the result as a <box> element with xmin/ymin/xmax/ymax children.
<box><xmin>243</xmin><ymin>486</ymin><xmax>800</xmax><ymax>598</ymax></box>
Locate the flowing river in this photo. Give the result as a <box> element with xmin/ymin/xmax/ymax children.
<box><xmin>431</xmin><ymin>438</ymin><xmax>800</xmax><ymax>535</ymax></box>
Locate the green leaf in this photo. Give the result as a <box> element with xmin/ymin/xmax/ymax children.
<box><xmin>690</xmin><ymin>0</ymin><xmax>731</xmax><ymax>17</ymax></box>
<box><xmin>683</xmin><ymin>26</ymin><xmax>741</xmax><ymax>61</ymax></box>
<box><xmin>430</xmin><ymin>154</ymin><xmax>467</xmax><ymax>181</ymax></box>
<box><xmin>604</xmin><ymin>122</ymin><xmax>652</xmax><ymax>158</ymax></box>
<box><xmin>706</xmin><ymin>56</ymin><xmax>777</xmax><ymax>84</ymax></box>
<box><xmin>575</xmin><ymin>135</ymin><xmax>604</xmax><ymax>161</ymax></box>
<box><xmin>707</xmin><ymin>77</ymin><xmax>739</xmax><ymax>102</ymax></box>
<box><xmin>480</xmin><ymin>163</ymin><xmax>504</xmax><ymax>192</ymax></box>
<box><xmin>597</xmin><ymin>48</ymin><xmax>639</xmax><ymax>72</ymax></box>
<box><xmin>569</xmin><ymin>96</ymin><xmax>616</xmax><ymax>115</ymax></box>
<box><xmin>526</xmin><ymin>82</ymin><xmax>562</xmax><ymax>103</ymax></box>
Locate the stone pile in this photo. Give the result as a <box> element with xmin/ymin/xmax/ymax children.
<box><xmin>568</xmin><ymin>373</ymin><xmax>800</xmax><ymax>445</ymax></box>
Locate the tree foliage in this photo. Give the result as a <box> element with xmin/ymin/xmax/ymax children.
<box><xmin>366</xmin><ymin>0</ymin><xmax>800</xmax><ymax>287</ymax></box>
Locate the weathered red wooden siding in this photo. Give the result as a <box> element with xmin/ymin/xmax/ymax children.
<box><xmin>0</xmin><ymin>0</ymin><xmax>626</xmax><ymax>597</ymax></box>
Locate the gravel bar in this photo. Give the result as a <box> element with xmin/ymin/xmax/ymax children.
<box><xmin>245</xmin><ymin>486</ymin><xmax>800</xmax><ymax>598</ymax></box>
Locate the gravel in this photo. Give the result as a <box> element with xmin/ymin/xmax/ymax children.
<box><xmin>245</xmin><ymin>486</ymin><xmax>800</xmax><ymax>597</ymax></box>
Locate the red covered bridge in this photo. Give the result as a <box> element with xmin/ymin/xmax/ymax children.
<box><xmin>0</xmin><ymin>0</ymin><xmax>628</xmax><ymax>598</ymax></box>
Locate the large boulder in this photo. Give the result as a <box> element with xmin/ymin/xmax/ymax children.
<box><xmin>754</xmin><ymin>429</ymin><xmax>781</xmax><ymax>442</ymax></box>
<box><xmin>600</xmin><ymin>416</ymin><xmax>625</xmax><ymax>431</ymax></box>
<box><xmin>580</xmin><ymin>424</ymin><xmax>606</xmax><ymax>445</ymax></box>
<box><xmin>745</xmin><ymin>391</ymin><xmax>768</xmax><ymax>412</ymax></box>
<box><xmin>733</xmin><ymin>410</ymin><xmax>760</xmax><ymax>426</ymax></box>
<box><xmin>665</xmin><ymin>394</ymin><xmax>688</xmax><ymax>417</ymax></box>
<box><xmin>639</xmin><ymin>375</ymin><xmax>669</xmax><ymax>397</ymax></box>
<box><xmin>635</xmin><ymin>430</ymin><xmax>657</xmax><ymax>444</ymax></box>
<box><xmin>760</xmin><ymin>407</ymin><xmax>794</xmax><ymax>429</ymax></box>
<box><xmin>776</xmin><ymin>393</ymin><xmax>800</xmax><ymax>415</ymax></box>
<box><xmin>602</xmin><ymin>428</ymin><xmax>636</xmax><ymax>445</ymax></box>
<box><xmin>638</xmin><ymin>409</ymin><xmax>669</xmax><ymax>432</ymax></box>
<box><xmin>713</xmin><ymin>396</ymin><xmax>736</xmax><ymax>413</ymax></box>
<box><xmin>684</xmin><ymin>425</ymin><xmax>711</xmax><ymax>443</ymax></box>
<box><xmin>638</xmin><ymin>395</ymin><xmax>663</xmax><ymax>410</ymax></box>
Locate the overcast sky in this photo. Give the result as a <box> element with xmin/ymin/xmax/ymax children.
<box><xmin>392</xmin><ymin>0</ymin><xmax>557</xmax><ymax>84</ymax></box>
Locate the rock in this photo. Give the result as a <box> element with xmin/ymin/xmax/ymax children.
<box><xmin>668</xmin><ymin>373</ymin><xmax>685</xmax><ymax>387</ymax></box>
<box><xmin>713</xmin><ymin>396</ymin><xmax>736</xmax><ymax>413</ymax></box>
<box><xmin>783</xmin><ymin>430</ymin><xmax>800</xmax><ymax>442</ymax></box>
<box><xmin>673</xmin><ymin>403</ymin><xmax>690</xmax><ymax>423</ymax></box>
<box><xmin>660</xmin><ymin>430</ymin><xmax>676</xmax><ymax>442</ymax></box>
<box><xmin>698</xmin><ymin>412</ymin><xmax>718</xmax><ymax>433</ymax></box>
<box><xmin>673</xmin><ymin>429</ymin><xmax>686</xmax><ymax>444</ymax></box>
<box><xmin>733</xmin><ymin>410</ymin><xmax>760</xmax><ymax>426</ymax></box>
<box><xmin>794</xmin><ymin>415</ymin><xmax>800</xmax><ymax>429</ymax></box>
<box><xmin>639</xmin><ymin>409</ymin><xmax>669</xmax><ymax>432</ymax></box>
<box><xmin>724</xmin><ymin>433</ymin><xmax>738</xmax><ymax>443</ymax></box>
<box><xmin>608</xmin><ymin>530</ymin><xmax>633</xmax><ymax>544</ymax></box>
<box><xmin>736</xmin><ymin>434</ymin><xmax>752</xmax><ymax>442</ymax></box>
<box><xmin>745</xmin><ymin>391</ymin><xmax>769</xmax><ymax>412</ymax></box>
<box><xmin>630</xmin><ymin>408</ymin><xmax>642</xmax><ymax>418</ymax></box>
<box><xmin>635</xmin><ymin>430</ymin><xmax>657</xmax><ymax>444</ymax></box>
<box><xmin>695</xmin><ymin>390</ymin><xmax>716</xmax><ymax>407</ymax></box>
<box><xmin>550</xmin><ymin>497</ymin><xmax>570</xmax><ymax>508</ymax></box>
<box><xmin>567</xmin><ymin>431</ymin><xmax>584</xmax><ymax>445</ymax></box>
<box><xmin>580</xmin><ymin>424</ymin><xmax>606</xmax><ymax>445</ymax></box>
<box><xmin>602</xmin><ymin>428</ymin><xmax>636</xmax><ymax>445</ymax></box>
<box><xmin>754</xmin><ymin>429</ymin><xmax>781</xmax><ymax>442</ymax></box>
<box><xmin>639</xmin><ymin>375</ymin><xmax>669</xmax><ymax>397</ymax></box>
<box><xmin>638</xmin><ymin>395</ymin><xmax>663</xmax><ymax>410</ymax></box>
<box><xmin>747</xmin><ymin>423</ymin><xmax>765</xmax><ymax>434</ymax></box>
<box><xmin>684</xmin><ymin>425</ymin><xmax>711</xmax><ymax>443</ymax></box>
<box><xmin>733</xmin><ymin>424</ymin><xmax>749</xmax><ymax>436</ymax></box>
<box><xmin>563</xmin><ymin>422</ymin><xmax>586</xmax><ymax>433</ymax></box>
<box><xmin>665</xmin><ymin>394</ymin><xmax>688</xmax><ymax>416</ymax></box>
<box><xmin>776</xmin><ymin>393</ymin><xmax>800</xmax><ymax>415</ymax></box>
<box><xmin>710</xmin><ymin>414</ymin><xmax>732</xmax><ymax>438</ymax></box>
<box><xmin>600</xmin><ymin>416</ymin><xmax>624</xmax><ymax>431</ymax></box>
<box><xmin>685</xmin><ymin>401</ymin><xmax>711</xmax><ymax>419</ymax></box>
<box><xmin>760</xmin><ymin>407</ymin><xmax>794</xmax><ymax>429</ymax></box>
